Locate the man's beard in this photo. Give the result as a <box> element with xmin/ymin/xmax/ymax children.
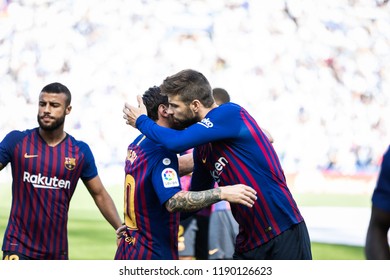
<box><xmin>37</xmin><ymin>114</ymin><xmax>65</xmax><ymax>131</ymax></box>
<box><xmin>170</xmin><ymin>116</ymin><xmax>198</xmax><ymax>130</ymax></box>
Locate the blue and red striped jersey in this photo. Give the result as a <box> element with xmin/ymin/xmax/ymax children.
<box><xmin>372</xmin><ymin>146</ymin><xmax>390</xmax><ymax>212</ymax></box>
<box><xmin>0</xmin><ymin>128</ymin><xmax>98</xmax><ymax>259</ymax></box>
<box><xmin>115</xmin><ymin>134</ymin><xmax>181</xmax><ymax>260</ymax></box>
<box><xmin>136</xmin><ymin>102</ymin><xmax>304</xmax><ymax>253</ymax></box>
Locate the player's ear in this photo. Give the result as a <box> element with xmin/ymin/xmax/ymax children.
<box><xmin>65</xmin><ymin>105</ymin><xmax>72</xmax><ymax>115</ymax></box>
<box><xmin>190</xmin><ymin>99</ymin><xmax>201</xmax><ymax>112</ymax></box>
<box><xmin>159</xmin><ymin>104</ymin><xmax>169</xmax><ymax>117</ymax></box>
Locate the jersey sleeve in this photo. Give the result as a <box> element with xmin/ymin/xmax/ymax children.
<box><xmin>135</xmin><ymin>104</ymin><xmax>241</xmax><ymax>153</ymax></box>
<box><xmin>151</xmin><ymin>151</ymin><xmax>182</xmax><ymax>205</ymax></box>
<box><xmin>78</xmin><ymin>141</ymin><xmax>99</xmax><ymax>181</ymax></box>
<box><xmin>0</xmin><ymin>130</ymin><xmax>25</xmax><ymax>167</ymax></box>
<box><xmin>372</xmin><ymin>147</ymin><xmax>390</xmax><ymax>212</ymax></box>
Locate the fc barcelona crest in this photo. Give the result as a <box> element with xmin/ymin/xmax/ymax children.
<box><xmin>127</xmin><ymin>149</ymin><xmax>138</xmax><ymax>164</ymax></box>
<box><xmin>65</xmin><ymin>157</ymin><xmax>76</xmax><ymax>170</ymax></box>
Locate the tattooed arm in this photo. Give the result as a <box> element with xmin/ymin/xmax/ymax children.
<box><xmin>166</xmin><ymin>188</ymin><xmax>221</xmax><ymax>213</ymax></box>
<box><xmin>165</xmin><ymin>184</ymin><xmax>257</xmax><ymax>213</ymax></box>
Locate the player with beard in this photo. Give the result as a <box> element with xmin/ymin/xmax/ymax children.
<box><xmin>123</xmin><ymin>69</ymin><xmax>312</xmax><ymax>260</ymax></box>
<box><xmin>115</xmin><ymin>86</ymin><xmax>257</xmax><ymax>260</ymax></box>
<box><xmin>0</xmin><ymin>82</ymin><xmax>123</xmax><ymax>260</ymax></box>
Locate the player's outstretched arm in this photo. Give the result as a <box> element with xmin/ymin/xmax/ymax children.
<box><xmin>123</xmin><ymin>95</ymin><xmax>147</xmax><ymax>128</ymax></box>
<box><xmin>165</xmin><ymin>184</ymin><xmax>257</xmax><ymax>213</ymax></box>
<box><xmin>84</xmin><ymin>176</ymin><xmax>123</xmax><ymax>232</ymax></box>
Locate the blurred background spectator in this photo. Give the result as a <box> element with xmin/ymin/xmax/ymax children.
<box><xmin>0</xmin><ymin>0</ymin><xmax>389</xmax><ymax>191</ymax></box>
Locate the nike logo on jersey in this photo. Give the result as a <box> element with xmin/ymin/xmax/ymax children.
<box><xmin>24</xmin><ymin>153</ymin><xmax>38</xmax><ymax>159</ymax></box>
<box><xmin>209</xmin><ymin>248</ymin><xmax>219</xmax><ymax>255</ymax></box>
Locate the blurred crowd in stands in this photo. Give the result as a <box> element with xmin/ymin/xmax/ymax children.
<box><xmin>0</xmin><ymin>0</ymin><xmax>389</xmax><ymax>184</ymax></box>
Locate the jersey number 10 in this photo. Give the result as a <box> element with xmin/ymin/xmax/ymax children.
<box><xmin>124</xmin><ymin>174</ymin><xmax>138</xmax><ymax>230</ymax></box>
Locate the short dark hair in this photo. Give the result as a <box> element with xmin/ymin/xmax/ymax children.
<box><xmin>142</xmin><ymin>86</ymin><xmax>168</xmax><ymax>121</ymax></box>
<box><xmin>160</xmin><ymin>69</ymin><xmax>214</xmax><ymax>107</ymax></box>
<box><xmin>212</xmin><ymin>88</ymin><xmax>230</xmax><ymax>105</ymax></box>
<box><xmin>41</xmin><ymin>82</ymin><xmax>72</xmax><ymax>106</ymax></box>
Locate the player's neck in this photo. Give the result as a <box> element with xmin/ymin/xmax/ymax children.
<box><xmin>157</xmin><ymin>118</ymin><xmax>170</xmax><ymax>128</ymax></box>
<box><xmin>199</xmin><ymin>103</ymin><xmax>218</xmax><ymax>119</ymax></box>
<box><xmin>39</xmin><ymin>128</ymin><xmax>67</xmax><ymax>147</ymax></box>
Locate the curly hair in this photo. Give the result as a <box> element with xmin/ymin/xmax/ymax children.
<box><xmin>142</xmin><ymin>86</ymin><xmax>168</xmax><ymax>121</ymax></box>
